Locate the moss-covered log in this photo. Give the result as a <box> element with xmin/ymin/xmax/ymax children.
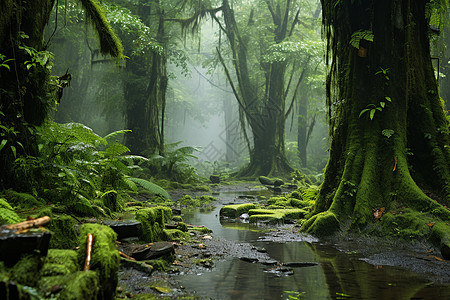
<box><xmin>302</xmin><ymin>0</ymin><xmax>450</xmax><ymax>250</ymax></box>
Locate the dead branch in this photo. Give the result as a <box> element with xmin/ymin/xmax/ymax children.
<box><xmin>119</xmin><ymin>251</ymin><xmax>135</xmax><ymax>261</ymax></box>
<box><xmin>84</xmin><ymin>233</ymin><xmax>94</xmax><ymax>271</ymax></box>
<box><xmin>4</xmin><ymin>216</ymin><xmax>51</xmax><ymax>231</ymax></box>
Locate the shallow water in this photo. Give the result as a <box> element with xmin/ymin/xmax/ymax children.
<box><xmin>175</xmin><ymin>190</ymin><xmax>450</xmax><ymax>299</ymax></box>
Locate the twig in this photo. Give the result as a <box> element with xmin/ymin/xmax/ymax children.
<box><xmin>84</xmin><ymin>233</ymin><xmax>94</xmax><ymax>271</ymax></box>
<box><xmin>119</xmin><ymin>251</ymin><xmax>135</xmax><ymax>261</ymax></box>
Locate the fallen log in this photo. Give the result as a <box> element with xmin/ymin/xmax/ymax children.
<box><xmin>84</xmin><ymin>233</ymin><xmax>94</xmax><ymax>271</ymax></box>
<box><xmin>4</xmin><ymin>216</ymin><xmax>51</xmax><ymax>231</ymax></box>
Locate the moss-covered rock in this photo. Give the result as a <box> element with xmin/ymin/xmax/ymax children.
<box><xmin>47</xmin><ymin>215</ymin><xmax>78</xmax><ymax>249</ymax></box>
<box><xmin>164</xmin><ymin>229</ymin><xmax>191</xmax><ymax>242</ymax></box>
<box><xmin>301</xmin><ymin>211</ymin><xmax>340</xmax><ymax>236</ymax></box>
<box><xmin>10</xmin><ymin>254</ymin><xmax>44</xmax><ymax>287</ymax></box>
<box><xmin>248</xmin><ymin>208</ymin><xmax>307</xmax><ymax>224</ymax></box>
<box><xmin>220</xmin><ymin>203</ymin><xmax>256</xmax><ymax>218</ymax></box>
<box><xmin>38</xmin><ymin>271</ymin><xmax>99</xmax><ymax>299</ymax></box>
<box><xmin>135</xmin><ymin>206</ymin><xmax>172</xmax><ymax>242</ymax></box>
<box><xmin>77</xmin><ymin>223</ymin><xmax>120</xmax><ymax>299</ymax></box>
<box><xmin>177</xmin><ymin>195</ymin><xmax>216</xmax><ymax>208</ymax></box>
<box><xmin>41</xmin><ymin>249</ymin><xmax>78</xmax><ymax>277</ymax></box>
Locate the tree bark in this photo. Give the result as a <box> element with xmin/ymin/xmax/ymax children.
<box><xmin>303</xmin><ymin>0</ymin><xmax>450</xmax><ymax>239</ymax></box>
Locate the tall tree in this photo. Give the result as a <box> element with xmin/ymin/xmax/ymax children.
<box><xmin>302</xmin><ymin>0</ymin><xmax>450</xmax><ymax>250</ymax></box>
<box><xmin>217</xmin><ymin>0</ymin><xmax>310</xmax><ymax>176</ymax></box>
<box><xmin>0</xmin><ymin>0</ymin><xmax>122</xmax><ymax>189</ymax></box>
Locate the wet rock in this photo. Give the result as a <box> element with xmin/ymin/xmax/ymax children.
<box><xmin>239</xmin><ymin>257</ymin><xmax>259</xmax><ymax>263</ymax></box>
<box><xmin>264</xmin><ymin>266</ymin><xmax>294</xmax><ymax>276</ymax></box>
<box><xmin>103</xmin><ymin>220</ymin><xmax>142</xmax><ymax>240</ymax></box>
<box><xmin>283</xmin><ymin>262</ymin><xmax>319</xmax><ymax>268</ymax></box>
<box><xmin>120</xmin><ymin>258</ymin><xmax>154</xmax><ymax>275</ymax></box>
<box><xmin>172</xmin><ymin>208</ymin><xmax>182</xmax><ymax>216</ymax></box>
<box><xmin>260</xmin><ymin>260</ymin><xmax>278</xmax><ymax>265</ymax></box>
<box><xmin>130</xmin><ymin>242</ymin><xmax>175</xmax><ymax>261</ymax></box>
<box><xmin>210</xmin><ymin>175</ymin><xmax>220</xmax><ymax>183</ymax></box>
<box><xmin>239</xmin><ymin>213</ymin><xmax>249</xmax><ymax>220</ymax></box>
<box><xmin>0</xmin><ymin>229</ymin><xmax>51</xmax><ymax>266</ymax></box>
<box><xmin>441</xmin><ymin>244</ymin><xmax>450</xmax><ymax>260</ymax></box>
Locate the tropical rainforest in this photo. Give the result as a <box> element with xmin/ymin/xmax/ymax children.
<box><xmin>0</xmin><ymin>0</ymin><xmax>449</xmax><ymax>299</ymax></box>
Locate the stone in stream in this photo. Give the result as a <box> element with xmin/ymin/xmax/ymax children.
<box><xmin>239</xmin><ymin>257</ymin><xmax>259</xmax><ymax>263</ymax></box>
<box><xmin>210</xmin><ymin>175</ymin><xmax>220</xmax><ymax>183</ymax></box>
<box><xmin>130</xmin><ymin>242</ymin><xmax>175</xmax><ymax>261</ymax></box>
<box><xmin>283</xmin><ymin>262</ymin><xmax>319</xmax><ymax>268</ymax></box>
<box><xmin>103</xmin><ymin>220</ymin><xmax>142</xmax><ymax>240</ymax></box>
<box><xmin>441</xmin><ymin>244</ymin><xmax>450</xmax><ymax>260</ymax></box>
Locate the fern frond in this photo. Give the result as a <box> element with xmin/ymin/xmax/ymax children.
<box><xmin>128</xmin><ymin>177</ymin><xmax>171</xmax><ymax>199</ymax></box>
<box><xmin>103</xmin><ymin>129</ymin><xmax>132</xmax><ymax>141</ymax></box>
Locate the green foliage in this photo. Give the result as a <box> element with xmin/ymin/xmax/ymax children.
<box><xmin>359</xmin><ymin>97</ymin><xmax>392</xmax><ymax>120</ymax></box>
<box><xmin>141</xmin><ymin>141</ymin><xmax>201</xmax><ymax>183</ymax></box>
<box><xmin>0</xmin><ymin>53</ymin><xmax>13</xmax><ymax>70</ymax></box>
<box><xmin>128</xmin><ymin>177</ymin><xmax>171</xmax><ymax>199</ymax></box>
<box><xmin>349</xmin><ymin>30</ymin><xmax>374</xmax><ymax>49</ymax></box>
<box><xmin>382</xmin><ymin>129</ymin><xmax>395</xmax><ymax>138</ymax></box>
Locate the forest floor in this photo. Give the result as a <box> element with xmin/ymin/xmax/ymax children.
<box><xmin>117</xmin><ymin>183</ymin><xmax>450</xmax><ymax>299</ymax></box>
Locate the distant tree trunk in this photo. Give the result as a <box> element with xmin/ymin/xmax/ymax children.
<box><xmin>297</xmin><ymin>90</ymin><xmax>308</xmax><ymax>168</ymax></box>
<box><xmin>124</xmin><ymin>0</ymin><xmax>166</xmax><ymax>155</ymax></box>
<box><xmin>440</xmin><ymin>11</ymin><xmax>450</xmax><ymax>110</ymax></box>
<box><xmin>302</xmin><ymin>0</ymin><xmax>450</xmax><ymax>242</ymax></box>
<box><xmin>220</xmin><ymin>0</ymin><xmax>294</xmax><ymax>177</ymax></box>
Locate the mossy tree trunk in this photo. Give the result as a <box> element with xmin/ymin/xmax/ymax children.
<box><xmin>303</xmin><ymin>0</ymin><xmax>450</xmax><ymax>238</ymax></box>
<box><xmin>124</xmin><ymin>0</ymin><xmax>167</xmax><ymax>155</ymax></box>
<box><xmin>0</xmin><ymin>0</ymin><xmax>56</xmax><ymax>189</ymax></box>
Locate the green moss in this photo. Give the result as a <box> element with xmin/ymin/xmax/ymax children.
<box><xmin>430</xmin><ymin>222</ymin><xmax>450</xmax><ymax>252</ymax></box>
<box><xmin>77</xmin><ymin>223</ymin><xmax>119</xmax><ymax>300</ymax></box>
<box><xmin>41</xmin><ymin>249</ymin><xmax>78</xmax><ymax>276</ymax></box>
<box><xmin>135</xmin><ymin>207</ymin><xmax>172</xmax><ymax>242</ymax></box>
<box><xmin>145</xmin><ymin>259</ymin><xmax>169</xmax><ymax>271</ymax></box>
<box><xmin>219</xmin><ymin>203</ymin><xmax>256</xmax><ymax>218</ymax></box>
<box><xmin>248</xmin><ymin>208</ymin><xmax>307</xmax><ymax>224</ymax></box>
<box><xmin>48</xmin><ymin>215</ymin><xmax>78</xmax><ymax>249</ymax></box>
<box><xmin>301</xmin><ymin>211</ymin><xmax>340</xmax><ymax>237</ymax></box>
<box><xmin>289</xmin><ymin>198</ymin><xmax>314</xmax><ymax>208</ymax></box>
<box><xmin>4</xmin><ymin>190</ymin><xmax>45</xmax><ymax>209</ymax></box>
<box><xmin>10</xmin><ymin>254</ymin><xmax>44</xmax><ymax>287</ymax></box>
<box><xmin>188</xmin><ymin>226</ymin><xmax>213</xmax><ymax>234</ymax></box>
<box><xmin>0</xmin><ymin>207</ymin><xmax>22</xmax><ymax>225</ymax></box>
<box><xmin>39</xmin><ymin>271</ymin><xmax>99</xmax><ymax>299</ymax></box>
<box><xmin>176</xmin><ymin>222</ymin><xmax>188</xmax><ymax>232</ymax></box>
<box><xmin>164</xmin><ymin>229</ymin><xmax>191</xmax><ymax>242</ymax></box>
<box><xmin>172</xmin><ymin>215</ymin><xmax>183</xmax><ymax>222</ymax></box>
<box><xmin>376</xmin><ymin>209</ymin><xmax>432</xmax><ymax>240</ymax></box>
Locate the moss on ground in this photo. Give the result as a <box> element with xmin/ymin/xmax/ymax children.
<box><xmin>135</xmin><ymin>206</ymin><xmax>172</xmax><ymax>242</ymax></box>
<box><xmin>38</xmin><ymin>271</ymin><xmax>99</xmax><ymax>299</ymax></box>
<box><xmin>302</xmin><ymin>211</ymin><xmax>340</xmax><ymax>237</ymax></box>
<box><xmin>40</xmin><ymin>249</ymin><xmax>78</xmax><ymax>276</ymax></box>
<box><xmin>177</xmin><ymin>195</ymin><xmax>216</xmax><ymax>207</ymax></box>
<box><xmin>220</xmin><ymin>203</ymin><xmax>256</xmax><ymax>218</ymax></box>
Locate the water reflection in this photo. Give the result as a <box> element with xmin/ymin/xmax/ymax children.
<box><xmin>175</xmin><ymin>191</ymin><xmax>450</xmax><ymax>299</ymax></box>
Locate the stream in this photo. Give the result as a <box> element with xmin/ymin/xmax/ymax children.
<box><xmin>171</xmin><ymin>188</ymin><xmax>450</xmax><ymax>299</ymax></box>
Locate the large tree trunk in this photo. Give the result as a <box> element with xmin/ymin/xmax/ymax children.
<box><xmin>302</xmin><ymin>0</ymin><xmax>450</xmax><ymax>241</ymax></box>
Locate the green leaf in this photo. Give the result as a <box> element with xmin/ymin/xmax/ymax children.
<box><xmin>382</xmin><ymin>129</ymin><xmax>394</xmax><ymax>138</ymax></box>
<box><xmin>385</xmin><ymin>96</ymin><xmax>392</xmax><ymax>102</ymax></box>
<box><xmin>10</xmin><ymin>145</ymin><xmax>16</xmax><ymax>158</ymax></box>
<box><xmin>359</xmin><ymin>109</ymin><xmax>370</xmax><ymax>118</ymax></box>
<box><xmin>128</xmin><ymin>177</ymin><xmax>171</xmax><ymax>199</ymax></box>
<box><xmin>380</xmin><ymin>102</ymin><xmax>385</xmax><ymax>108</ymax></box>
<box><xmin>369</xmin><ymin>109</ymin><xmax>376</xmax><ymax>120</ymax></box>
<box><xmin>0</xmin><ymin>139</ymin><xmax>7</xmax><ymax>151</ymax></box>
